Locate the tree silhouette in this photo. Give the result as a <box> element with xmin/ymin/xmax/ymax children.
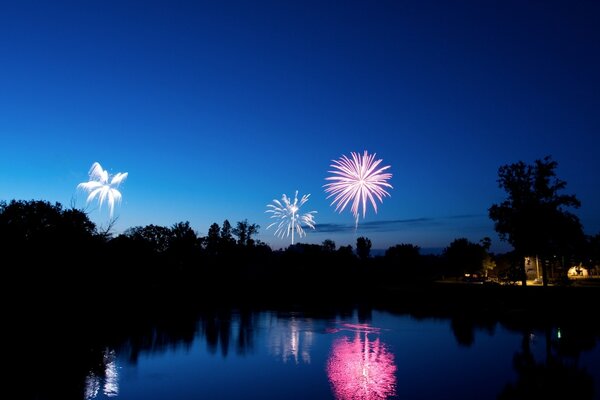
<box><xmin>0</xmin><ymin>199</ymin><xmax>100</xmax><ymax>292</ymax></box>
<box><xmin>489</xmin><ymin>156</ymin><xmax>584</xmax><ymax>286</ymax></box>
<box><xmin>443</xmin><ymin>238</ymin><xmax>489</xmax><ymax>278</ymax></box>
<box><xmin>219</xmin><ymin>219</ymin><xmax>236</xmax><ymax>253</ymax></box>
<box><xmin>322</xmin><ymin>239</ymin><xmax>336</xmax><ymax>252</ymax></box>
<box><xmin>125</xmin><ymin>224</ymin><xmax>171</xmax><ymax>253</ymax></box>
<box><xmin>205</xmin><ymin>222</ymin><xmax>221</xmax><ymax>256</ymax></box>
<box><xmin>385</xmin><ymin>243</ymin><xmax>420</xmax><ymax>264</ymax></box>
<box><xmin>385</xmin><ymin>243</ymin><xmax>422</xmax><ymax>280</ymax></box>
<box><xmin>356</xmin><ymin>236</ymin><xmax>372</xmax><ymax>260</ymax></box>
<box><xmin>233</xmin><ymin>219</ymin><xmax>260</xmax><ymax>247</ymax></box>
<box><xmin>168</xmin><ymin>221</ymin><xmax>199</xmax><ymax>271</ymax></box>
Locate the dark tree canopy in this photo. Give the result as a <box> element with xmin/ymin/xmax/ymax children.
<box><xmin>385</xmin><ymin>243</ymin><xmax>421</xmax><ymax>268</ymax></box>
<box><xmin>356</xmin><ymin>236</ymin><xmax>372</xmax><ymax>260</ymax></box>
<box><xmin>443</xmin><ymin>238</ymin><xmax>489</xmax><ymax>277</ymax></box>
<box><xmin>322</xmin><ymin>239</ymin><xmax>336</xmax><ymax>252</ymax></box>
<box><xmin>489</xmin><ymin>156</ymin><xmax>584</xmax><ymax>285</ymax></box>
<box><xmin>233</xmin><ymin>219</ymin><xmax>260</xmax><ymax>247</ymax></box>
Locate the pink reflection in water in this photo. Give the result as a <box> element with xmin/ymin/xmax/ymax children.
<box><xmin>327</xmin><ymin>326</ymin><xmax>396</xmax><ymax>400</ymax></box>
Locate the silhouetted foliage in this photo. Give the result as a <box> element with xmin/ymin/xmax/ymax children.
<box><xmin>0</xmin><ymin>199</ymin><xmax>100</xmax><ymax>291</ymax></box>
<box><xmin>233</xmin><ymin>219</ymin><xmax>260</xmax><ymax>247</ymax></box>
<box><xmin>322</xmin><ymin>239</ymin><xmax>336</xmax><ymax>252</ymax></box>
<box><xmin>220</xmin><ymin>219</ymin><xmax>236</xmax><ymax>253</ymax></box>
<box><xmin>125</xmin><ymin>224</ymin><xmax>171</xmax><ymax>253</ymax></box>
<box><xmin>337</xmin><ymin>244</ymin><xmax>354</xmax><ymax>258</ymax></box>
<box><xmin>489</xmin><ymin>156</ymin><xmax>585</xmax><ymax>286</ymax></box>
<box><xmin>384</xmin><ymin>243</ymin><xmax>426</xmax><ymax>282</ymax></box>
<box><xmin>205</xmin><ymin>222</ymin><xmax>221</xmax><ymax>256</ymax></box>
<box><xmin>356</xmin><ymin>236</ymin><xmax>372</xmax><ymax>260</ymax></box>
<box><xmin>385</xmin><ymin>243</ymin><xmax>420</xmax><ymax>264</ymax></box>
<box><xmin>442</xmin><ymin>238</ymin><xmax>490</xmax><ymax>277</ymax></box>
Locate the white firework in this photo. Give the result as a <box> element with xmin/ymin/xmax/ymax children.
<box><xmin>266</xmin><ymin>190</ymin><xmax>317</xmax><ymax>245</ymax></box>
<box><xmin>78</xmin><ymin>162</ymin><xmax>128</xmax><ymax>218</ymax></box>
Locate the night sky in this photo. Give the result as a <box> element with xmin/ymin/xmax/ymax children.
<box><xmin>1</xmin><ymin>1</ymin><xmax>599</xmax><ymax>253</ymax></box>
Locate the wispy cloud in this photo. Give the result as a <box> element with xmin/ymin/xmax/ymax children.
<box><xmin>314</xmin><ymin>214</ymin><xmax>485</xmax><ymax>234</ymax></box>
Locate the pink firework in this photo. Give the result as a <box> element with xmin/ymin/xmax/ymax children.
<box><xmin>324</xmin><ymin>151</ymin><xmax>392</xmax><ymax>228</ymax></box>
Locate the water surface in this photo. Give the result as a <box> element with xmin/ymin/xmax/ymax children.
<box><xmin>77</xmin><ymin>308</ymin><xmax>600</xmax><ymax>399</ymax></box>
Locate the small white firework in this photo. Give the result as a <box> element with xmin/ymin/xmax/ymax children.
<box><xmin>266</xmin><ymin>190</ymin><xmax>317</xmax><ymax>245</ymax></box>
<box><xmin>78</xmin><ymin>162</ymin><xmax>128</xmax><ymax>218</ymax></box>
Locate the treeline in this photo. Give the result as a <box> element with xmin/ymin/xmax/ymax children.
<box><xmin>2</xmin><ymin>199</ymin><xmax>600</xmax><ymax>305</ymax></box>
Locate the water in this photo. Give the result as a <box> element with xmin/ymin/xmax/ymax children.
<box><xmin>68</xmin><ymin>308</ymin><xmax>600</xmax><ymax>400</ymax></box>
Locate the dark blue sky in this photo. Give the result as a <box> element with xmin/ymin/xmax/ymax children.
<box><xmin>1</xmin><ymin>1</ymin><xmax>599</xmax><ymax>253</ymax></box>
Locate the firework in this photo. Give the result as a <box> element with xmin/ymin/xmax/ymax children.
<box><xmin>266</xmin><ymin>190</ymin><xmax>317</xmax><ymax>245</ymax></box>
<box><xmin>78</xmin><ymin>162</ymin><xmax>128</xmax><ymax>218</ymax></box>
<box><xmin>324</xmin><ymin>151</ymin><xmax>392</xmax><ymax>228</ymax></box>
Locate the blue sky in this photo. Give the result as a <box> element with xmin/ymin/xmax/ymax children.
<box><xmin>1</xmin><ymin>1</ymin><xmax>599</xmax><ymax>254</ymax></box>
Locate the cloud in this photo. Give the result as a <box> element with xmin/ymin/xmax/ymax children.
<box><xmin>314</xmin><ymin>222</ymin><xmax>353</xmax><ymax>233</ymax></box>
<box><xmin>314</xmin><ymin>214</ymin><xmax>486</xmax><ymax>234</ymax></box>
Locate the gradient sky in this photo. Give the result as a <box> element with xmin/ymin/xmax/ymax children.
<box><xmin>1</xmin><ymin>1</ymin><xmax>599</xmax><ymax>253</ymax></box>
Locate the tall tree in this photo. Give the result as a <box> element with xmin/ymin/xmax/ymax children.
<box><xmin>169</xmin><ymin>221</ymin><xmax>198</xmax><ymax>266</ymax></box>
<box><xmin>219</xmin><ymin>219</ymin><xmax>236</xmax><ymax>253</ymax></box>
<box><xmin>489</xmin><ymin>156</ymin><xmax>584</xmax><ymax>286</ymax></box>
<box><xmin>233</xmin><ymin>219</ymin><xmax>260</xmax><ymax>247</ymax></box>
<box><xmin>356</xmin><ymin>236</ymin><xmax>372</xmax><ymax>260</ymax></box>
<box><xmin>205</xmin><ymin>222</ymin><xmax>221</xmax><ymax>256</ymax></box>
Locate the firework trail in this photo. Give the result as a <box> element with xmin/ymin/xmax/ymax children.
<box><xmin>78</xmin><ymin>162</ymin><xmax>128</xmax><ymax>218</ymax></box>
<box><xmin>324</xmin><ymin>150</ymin><xmax>392</xmax><ymax>229</ymax></box>
<box><xmin>266</xmin><ymin>190</ymin><xmax>317</xmax><ymax>245</ymax></box>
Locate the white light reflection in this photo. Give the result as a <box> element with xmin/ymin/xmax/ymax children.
<box><xmin>84</xmin><ymin>348</ymin><xmax>119</xmax><ymax>399</ymax></box>
<box><xmin>268</xmin><ymin>315</ymin><xmax>314</xmax><ymax>364</ymax></box>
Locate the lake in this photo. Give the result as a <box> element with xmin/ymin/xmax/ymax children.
<box><xmin>66</xmin><ymin>306</ymin><xmax>600</xmax><ymax>400</ymax></box>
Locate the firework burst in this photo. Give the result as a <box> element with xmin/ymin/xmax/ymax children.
<box><xmin>324</xmin><ymin>150</ymin><xmax>392</xmax><ymax>229</ymax></box>
<box><xmin>78</xmin><ymin>162</ymin><xmax>128</xmax><ymax>218</ymax></box>
<box><xmin>266</xmin><ymin>190</ymin><xmax>317</xmax><ymax>245</ymax></box>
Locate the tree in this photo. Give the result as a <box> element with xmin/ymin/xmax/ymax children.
<box><xmin>322</xmin><ymin>239</ymin><xmax>336</xmax><ymax>252</ymax></box>
<box><xmin>385</xmin><ymin>243</ymin><xmax>422</xmax><ymax>281</ymax></box>
<box><xmin>0</xmin><ymin>199</ymin><xmax>99</xmax><ymax>287</ymax></box>
<box><xmin>386</xmin><ymin>243</ymin><xmax>421</xmax><ymax>266</ymax></box>
<box><xmin>356</xmin><ymin>236</ymin><xmax>372</xmax><ymax>260</ymax></box>
<box><xmin>220</xmin><ymin>219</ymin><xmax>234</xmax><ymax>242</ymax></box>
<box><xmin>125</xmin><ymin>224</ymin><xmax>171</xmax><ymax>253</ymax></box>
<box><xmin>219</xmin><ymin>219</ymin><xmax>236</xmax><ymax>253</ymax></box>
<box><xmin>443</xmin><ymin>238</ymin><xmax>489</xmax><ymax>278</ymax></box>
<box><xmin>169</xmin><ymin>221</ymin><xmax>198</xmax><ymax>267</ymax></box>
<box><xmin>205</xmin><ymin>222</ymin><xmax>221</xmax><ymax>256</ymax></box>
<box><xmin>233</xmin><ymin>219</ymin><xmax>260</xmax><ymax>247</ymax></box>
<box><xmin>489</xmin><ymin>156</ymin><xmax>584</xmax><ymax>286</ymax></box>
<box><xmin>337</xmin><ymin>245</ymin><xmax>354</xmax><ymax>258</ymax></box>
